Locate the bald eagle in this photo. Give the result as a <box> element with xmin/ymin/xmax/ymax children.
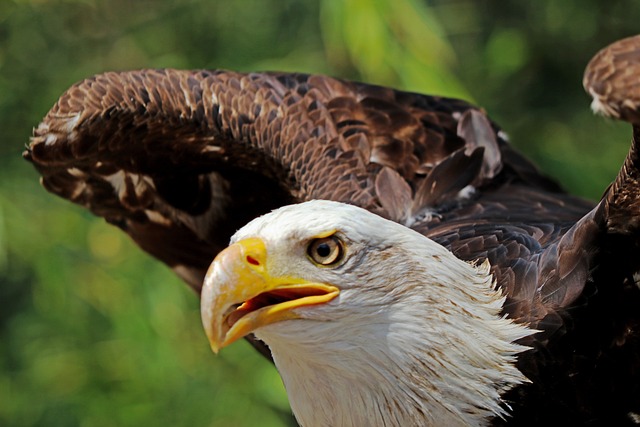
<box><xmin>25</xmin><ymin>35</ymin><xmax>640</xmax><ymax>425</ymax></box>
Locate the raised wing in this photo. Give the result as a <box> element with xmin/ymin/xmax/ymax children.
<box><xmin>25</xmin><ymin>69</ymin><xmax>578</xmax><ymax>293</ymax></box>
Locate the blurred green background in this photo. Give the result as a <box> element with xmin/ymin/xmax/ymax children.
<box><xmin>2</xmin><ymin>1</ymin><xmax>640</xmax><ymax>426</ymax></box>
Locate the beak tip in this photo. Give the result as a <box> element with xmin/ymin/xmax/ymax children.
<box><xmin>209</xmin><ymin>342</ymin><xmax>221</xmax><ymax>354</ymax></box>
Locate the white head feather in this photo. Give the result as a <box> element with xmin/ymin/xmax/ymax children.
<box><xmin>232</xmin><ymin>200</ymin><xmax>533</xmax><ymax>427</ymax></box>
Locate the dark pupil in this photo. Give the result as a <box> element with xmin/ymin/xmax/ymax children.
<box><xmin>316</xmin><ymin>242</ymin><xmax>331</xmax><ymax>258</ymax></box>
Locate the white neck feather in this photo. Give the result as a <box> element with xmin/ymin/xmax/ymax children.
<box><xmin>257</xmin><ymin>243</ymin><xmax>532</xmax><ymax>427</ymax></box>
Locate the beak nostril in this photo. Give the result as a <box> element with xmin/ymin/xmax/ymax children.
<box><xmin>246</xmin><ymin>255</ymin><xmax>260</xmax><ymax>266</ymax></box>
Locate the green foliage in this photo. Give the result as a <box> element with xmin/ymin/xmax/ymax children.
<box><xmin>320</xmin><ymin>0</ymin><xmax>469</xmax><ymax>98</ymax></box>
<box><xmin>3</xmin><ymin>0</ymin><xmax>640</xmax><ymax>426</ymax></box>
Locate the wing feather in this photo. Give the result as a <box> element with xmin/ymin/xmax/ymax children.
<box><xmin>25</xmin><ymin>69</ymin><xmax>595</xmax><ymax>323</ymax></box>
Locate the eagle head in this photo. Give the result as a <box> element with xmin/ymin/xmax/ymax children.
<box><xmin>201</xmin><ymin>200</ymin><xmax>533</xmax><ymax>426</ymax></box>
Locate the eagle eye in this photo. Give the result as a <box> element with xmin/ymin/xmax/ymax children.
<box><xmin>307</xmin><ymin>236</ymin><xmax>344</xmax><ymax>266</ymax></box>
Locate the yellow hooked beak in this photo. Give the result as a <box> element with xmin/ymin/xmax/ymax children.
<box><xmin>200</xmin><ymin>237</ymin><xmax>340</xmax><ymax>353</ymax></box>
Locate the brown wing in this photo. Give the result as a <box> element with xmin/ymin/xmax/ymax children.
<box><xmin>25</xmin><ymin>69</ymin><xmax>577</xmax><ymax>292</ymax></box>
<box><xmin>26</xmin><ymin>65</ymin><xmax>636</xmax><ymax>338</ymax></box>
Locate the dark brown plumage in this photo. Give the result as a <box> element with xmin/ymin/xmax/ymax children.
<box><xmin>25</xmin><ymin>36</ymin><xmax>640</xmax><ymax>424</ymax></box>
